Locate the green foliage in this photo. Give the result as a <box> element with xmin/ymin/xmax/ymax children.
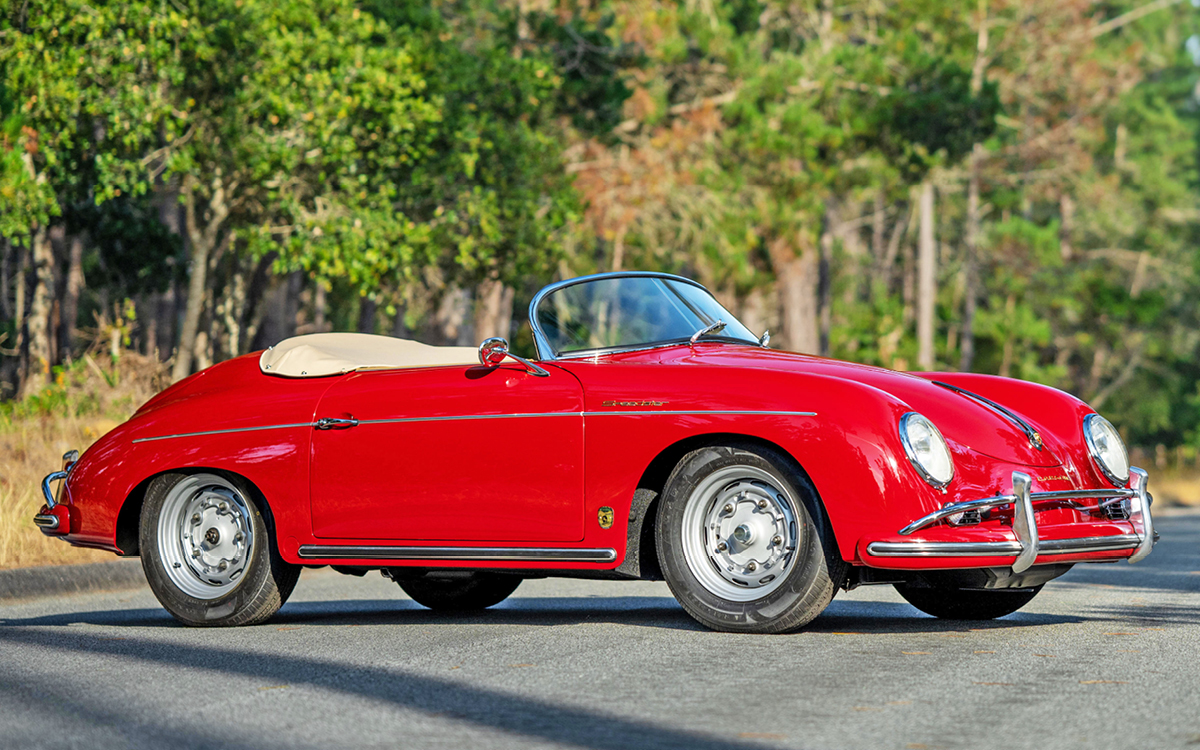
<box><xmin>525</xmin><ymin>11</ymin><xmax>643</xmax><ymax>137</ymax></box>
<box><xmin>877</xmin><ymin>60</ymin><xmax>1000</xmax><ymax>175</ymax></box>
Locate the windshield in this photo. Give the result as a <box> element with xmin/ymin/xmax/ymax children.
<box><xmin>533</xmin><ymin>275</ymin><xmax>760</xmax><ymax>357</ymax></box>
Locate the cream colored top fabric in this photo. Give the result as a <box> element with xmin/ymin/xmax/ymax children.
<box><xmin>259</xmin><ymin>333</ymin><xmax>479</xmax><ymax>377</ymax></box>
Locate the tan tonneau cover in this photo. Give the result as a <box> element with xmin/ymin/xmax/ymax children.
<box><xmin>259</xmin><ymin>333</ymin><xmax>478</xmax><ymax>377</ymax></box>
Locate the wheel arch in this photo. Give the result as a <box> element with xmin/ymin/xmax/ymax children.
<box><xmin>618</xmin><ymin>432</ymin><xmax>834</xmax><ymax>580</ymax></box>
<box><xmin>114</xmin><ymin>466</ymin><xmax>280</xmax><ymax>557</ymax></box>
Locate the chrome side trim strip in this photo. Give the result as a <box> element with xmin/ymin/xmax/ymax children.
<box><xmin>866</xmin><ymin>534</ymin><xmax>1141</xmax><ymax>558</ymax></box>
<box><xmin>297</xmin><ymin>545</ymin><xmax>618</xmax><ymax>563</ymax></box>
<box><xmin>33</xmin><ymin>514</ymin><xmax>60</xmax><ymax>530</ymax></box>
<box><xmin>586</xmin><ymin>410</ymin><xmax>817</xmax><ymax>418</ymax></box>
<box><xmin>134</xmin><ymin>410</ymin><xmax>820</xmax><ymax>442</ymax></box>
<box><xmin>132</xmin><ymin>422</ymin><xmax>314</xmax><ymax>444</ymax></box>
<box><xmin>358</xmin><ymin>413</ymin><xmax>578</xmax><ymax>427</ymax></box>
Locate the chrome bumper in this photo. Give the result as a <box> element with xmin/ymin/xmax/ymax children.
<box><xmin>36</xmin><ymin>451</ymin><xmax>78</xmax><ymax>534</ymax></box>
<box><xmin>867</xmin><ymin>467</ymin><xmax>1154</xmax><ymax>573</ymax></box>
<box><xmin>33</xmin><ymin>513</ymin><xmax>61</xmax><ymax>530</ymax></box>
<box><xmin>41</xmin><ymin>470</ymin><xmax>68</xmax><ymax>509</ymax></box>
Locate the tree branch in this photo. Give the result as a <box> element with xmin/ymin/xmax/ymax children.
<box><xmin>1090</xmin><ymin>0</ymin><xmax>1185</xmax><ymax>38</ymax></box>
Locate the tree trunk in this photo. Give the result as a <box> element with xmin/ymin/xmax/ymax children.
<box><xmin>999</xmin><ymin>293</ymin><xmax>1016</xmax><ymax>378</ymax></box>
<box><xmin>158</xmin><ymin>284</ymin><xmax>176</xmax><ymax>361</ymax></box>
<box><xmin>358</xmin><ymin>295</ymin><xmax>378</xmax><ymax>334</ymax></box>
<box><xmin>961</xmin><ymin>0</ymin><xmax>990</xmax><ymax>373</ymax></box>
<box><xmin>871</xmin><ymin>190</ymin><xmax>886</xmax><ymax>268</ymax></box>
<box><xmin>144</xmin><ymin>293</ymin><xmax>160</xmax><ymax>357</ymax></box>
<box><xmin>314</xmin><ymin>283</ymin><xmax>327</xmax><ymax>333</ymax></box>
<box><xmin>960</xmin><ymin>144</ymin><xmax>982</xmax><ymax>372</ymax></box>
<box><xmin>473</xmin><ymin>277</ymin><xmax>515</xmax><ymax>342</ymax></box>
<box><xmin>818</xmin><ymin>203</ymin><xmax>836</xmax><ymax>356</ymax></box>
<box><xmin>172</xmin><ymin>175</ymin><xmax>229</xmax><ymax>382</ymax></box>
<box><xmin>1059</xmin><ymin>192</ymin><xmax>1075</xmax><ymax>261</ymax></box>
<box><xmin>15</xmin><ymin>241</ymin><xmax>28</xmax><ymax>354</ymax></box>
<box><xmin>1</xmin><ymin>238</ymin><xmax>11</xmax><ymax>321</ymax></box>
<box><xmin>769</xmin><ymin>235</ymin><xmax>820</xmax><ymax>354</ymax></box>
<box><xmin>738</xmin><ymin>286</ymin><xmax>770</xmax><ymax>342</ymax></box>
<box><xmin>916</xmin><ymin>180</ymin><xmax>936</xmax><ymax>370</ymax></box>
<box><xmin>23</xmin><ymin>224</ymin><xmax>55</xmax><ymax>396</ymax></box>
<box><xmin>217</xmin><ymin>261</ymin><xmax>249</xmax><ymax>357</ymax></box>
<box><xmin>60</xmin><ymin>233</ymin><xmax>85</xmax><ymax>359</ymax></box>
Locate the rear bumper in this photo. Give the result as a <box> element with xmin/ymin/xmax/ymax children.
<box><xmin>861</xmin><ymin>467</ymin><xmax>1154</xmax><ymax>571</ymax></box>
<box><xmin>35</xmin><ymin>454</ymin><xmax>76</xmax><ymax>537</ymax></box>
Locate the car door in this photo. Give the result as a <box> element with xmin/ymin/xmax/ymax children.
<box><xmin>309</xmin><ymin>362</ymin><xmax>585</xmax><ymax>542</ymax></box>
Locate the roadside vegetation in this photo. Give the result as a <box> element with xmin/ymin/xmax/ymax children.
<box><xmin>0</xmin><ymin>348</ymin><xmax>165</xmax><ymax>568</ymax></box>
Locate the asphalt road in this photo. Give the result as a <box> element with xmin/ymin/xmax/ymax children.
<box><xmin>2</xmin><ymin>512</ymin><xmax>1198</xmax><ymax>750</ymax></box>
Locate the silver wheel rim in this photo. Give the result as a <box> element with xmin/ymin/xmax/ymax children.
<box><xmin>680</xmin><ymin>465</ymin><xmax>799</xmax><ymax>602</ymax></box>
<box><xmin>156</xmin><ymin>473</ymin><xmax>254</xmax><ymax>600</ymax></box>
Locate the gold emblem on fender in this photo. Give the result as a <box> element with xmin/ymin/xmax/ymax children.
<box><xmin>597</xmin><ymin>507</ymin><xmax>615</xmax><ymax>529</ymax></box>
<box><xmin>602</xmin><ymin>400</ymin><xmax>667</xmax><ymax>407</ymax></box>
<box><xmin>1038</xmin><ymin>473</ymin><xmax>1070</xmax><ymax>483</ymax></box>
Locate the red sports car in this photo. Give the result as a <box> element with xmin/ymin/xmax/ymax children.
<box><xmin>36</xmin><ymin>272</ymin><xmax>1154</xmax><ymax>632</ymax></box>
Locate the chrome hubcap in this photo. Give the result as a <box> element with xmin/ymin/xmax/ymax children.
<box><xmin>157</xmin><ymin>474</ymin><xmax>254</xmax><ymax>600</ymax></box>
<box><xmin>681</xmin><ymin>465</ymin><xmax>799</xmax><ymax>602</ymax></box>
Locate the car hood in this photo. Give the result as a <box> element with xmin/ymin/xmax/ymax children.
<box><xmin>676</xmin><ymin>346</ymin><xmax>1062</xmax><ymax>467</ymax></box>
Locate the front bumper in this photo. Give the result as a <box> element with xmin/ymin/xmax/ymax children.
<box><xmin>862</xmin><ymin>467</ymin><xmax>1154</xmax><ymax>572</ymax></box>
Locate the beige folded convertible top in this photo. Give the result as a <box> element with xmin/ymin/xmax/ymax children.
<box><xmin>259</xmin><ymin>333</ymin><xmax>479</xmax><ymax>377</ymax></box>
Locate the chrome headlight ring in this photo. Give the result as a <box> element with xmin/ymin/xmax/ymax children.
<box><xmin>899</xmin><ymin>412</ymin><xmax>955</xmax><ymax>490</ymax></box>
<box><xmin>1083</xmin><ymin>413</ymin><xmax>1130</xmax><ymax>487</ymax></box>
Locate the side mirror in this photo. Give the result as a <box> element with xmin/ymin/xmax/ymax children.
<box><xmin>759</xmin><ymin>330</ymin><xmax>771</xmax><ymax>348</ymax></box>
<box><xmin>476</xmin><ymin>337</ymin><xmax>551</xmax><ymax>377</ymax></box>
<box><xmin>479</xmin><ymin>337</ymin><xmax>510</xmax><ymax>366</ymax></box>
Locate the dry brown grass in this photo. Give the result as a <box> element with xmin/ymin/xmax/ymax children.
<box><xmin>0</xmin><ymin>353</ymin><xmax>169</xmax><ymax>569</ymax></box>
<box><xmin>1146</xmin><ymin>472</ymin><xmax>1200</xmax><ymax>507</ymax></box>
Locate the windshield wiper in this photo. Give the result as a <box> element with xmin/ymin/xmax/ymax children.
<box><xmin>690</xmin><ymin>320</ymin><xmax>727</xmax><ymax>345</ymax></box>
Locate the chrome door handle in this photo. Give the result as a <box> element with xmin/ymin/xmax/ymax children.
<box><xmin>315</xmin><ymin>417</ymin><xmax>359</xmax><ymax>430</ymax></box>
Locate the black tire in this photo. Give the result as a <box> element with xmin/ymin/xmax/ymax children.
<box><xmin>895</xmin><ymin>584</ymin><xmax>1043</xmax><ymax>620</ymax></box>
<box><xmin>395</xmin><ymin>573</ymin><xmax>522</xmax><ymax>611</ymax></box>
<box><xmin>655</xmin><ymin>444</ymin><xmax>844</xmax><ymax>634</ymax></box>
<box><xmin>139</xmin><ymin>472</ymin><xmax>300</xmax><ymax>627</ymax></box>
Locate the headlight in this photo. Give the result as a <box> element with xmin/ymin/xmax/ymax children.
<box><xmin>1083</xmin><ymin>414</ymin><xmax>1129</xmax><ymax>486</ymax></box>
<box><xmin>899</xmin><ymin>412</ymin><xmax>955</xmax><ymax>488</ymax></box>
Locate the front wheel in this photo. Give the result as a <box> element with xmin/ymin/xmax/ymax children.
<box><xmin>393</xmin><ymin>573</ymin><xmax>522</xmax><ymax>611</ymax></box>
<box><xmin>656</xmin><ymin>444</ymin><xmax>844</xmax><ymax>633</ymax></box>
<box><xmin>894</xmin><ymin>584</ymin><xmax>1043</xmax><ymax>620</ymax></box>
<box><xmin>140</xmin><ymin>472</ymin><xmax>300</xmax><ymax>627</ymax></box>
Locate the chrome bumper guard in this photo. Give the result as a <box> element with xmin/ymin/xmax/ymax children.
<box><xmin>868</xmin><ymin>467</ymin><xmax>1154</xmax><ymax>573</ymax></box>
<box><xmin>41</xmin><ymin>470</ymin><xmax>68</xmax><ymax>509</ymax></box>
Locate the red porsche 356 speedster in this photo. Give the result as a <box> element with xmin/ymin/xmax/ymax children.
<box><xmin>36</xmin><ymin>272</ymin><xmax>1154</xmax><ymax>632</ymax></box>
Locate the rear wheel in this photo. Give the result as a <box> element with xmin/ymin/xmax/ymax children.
<box><xmin>656</xmin><ymin>444</ymin><xmax>843</xmax><ymax>634</ymax></box>
<box><xmin>894</xmin><ymin>584</ymin><xmax>1043</xmax><ymax>620</ymax></box>
<box><xmin>393</xmin><ymin>573</ymin><xmax>522</xmax><ymax>611</ymax></box>
<box><xmin>140</xmin><ymin>472</ymin><xmax>300</xmax><ymax>627</ymax></box>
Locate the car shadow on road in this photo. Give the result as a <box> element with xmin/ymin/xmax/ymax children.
<box><xmin>0</xmin><ymin>594</ymin><xmax>1084</xmax><ymax>634</ymax></box>
<box><xmin>0</xmin><ymin>626</ymin><xmax>830</xmax><ymax>750</ymax></box>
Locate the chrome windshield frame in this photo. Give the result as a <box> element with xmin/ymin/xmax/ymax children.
<box><xmin>528</xmin><ymin>271</ymin><xmax>755</xmax><ymax>361</ymax></box>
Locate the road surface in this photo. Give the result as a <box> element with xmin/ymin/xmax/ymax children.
<box><xmin>2</xmin><ymin>511</ymin><xmax>1198</xmax><ymax>750</ymax></box>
